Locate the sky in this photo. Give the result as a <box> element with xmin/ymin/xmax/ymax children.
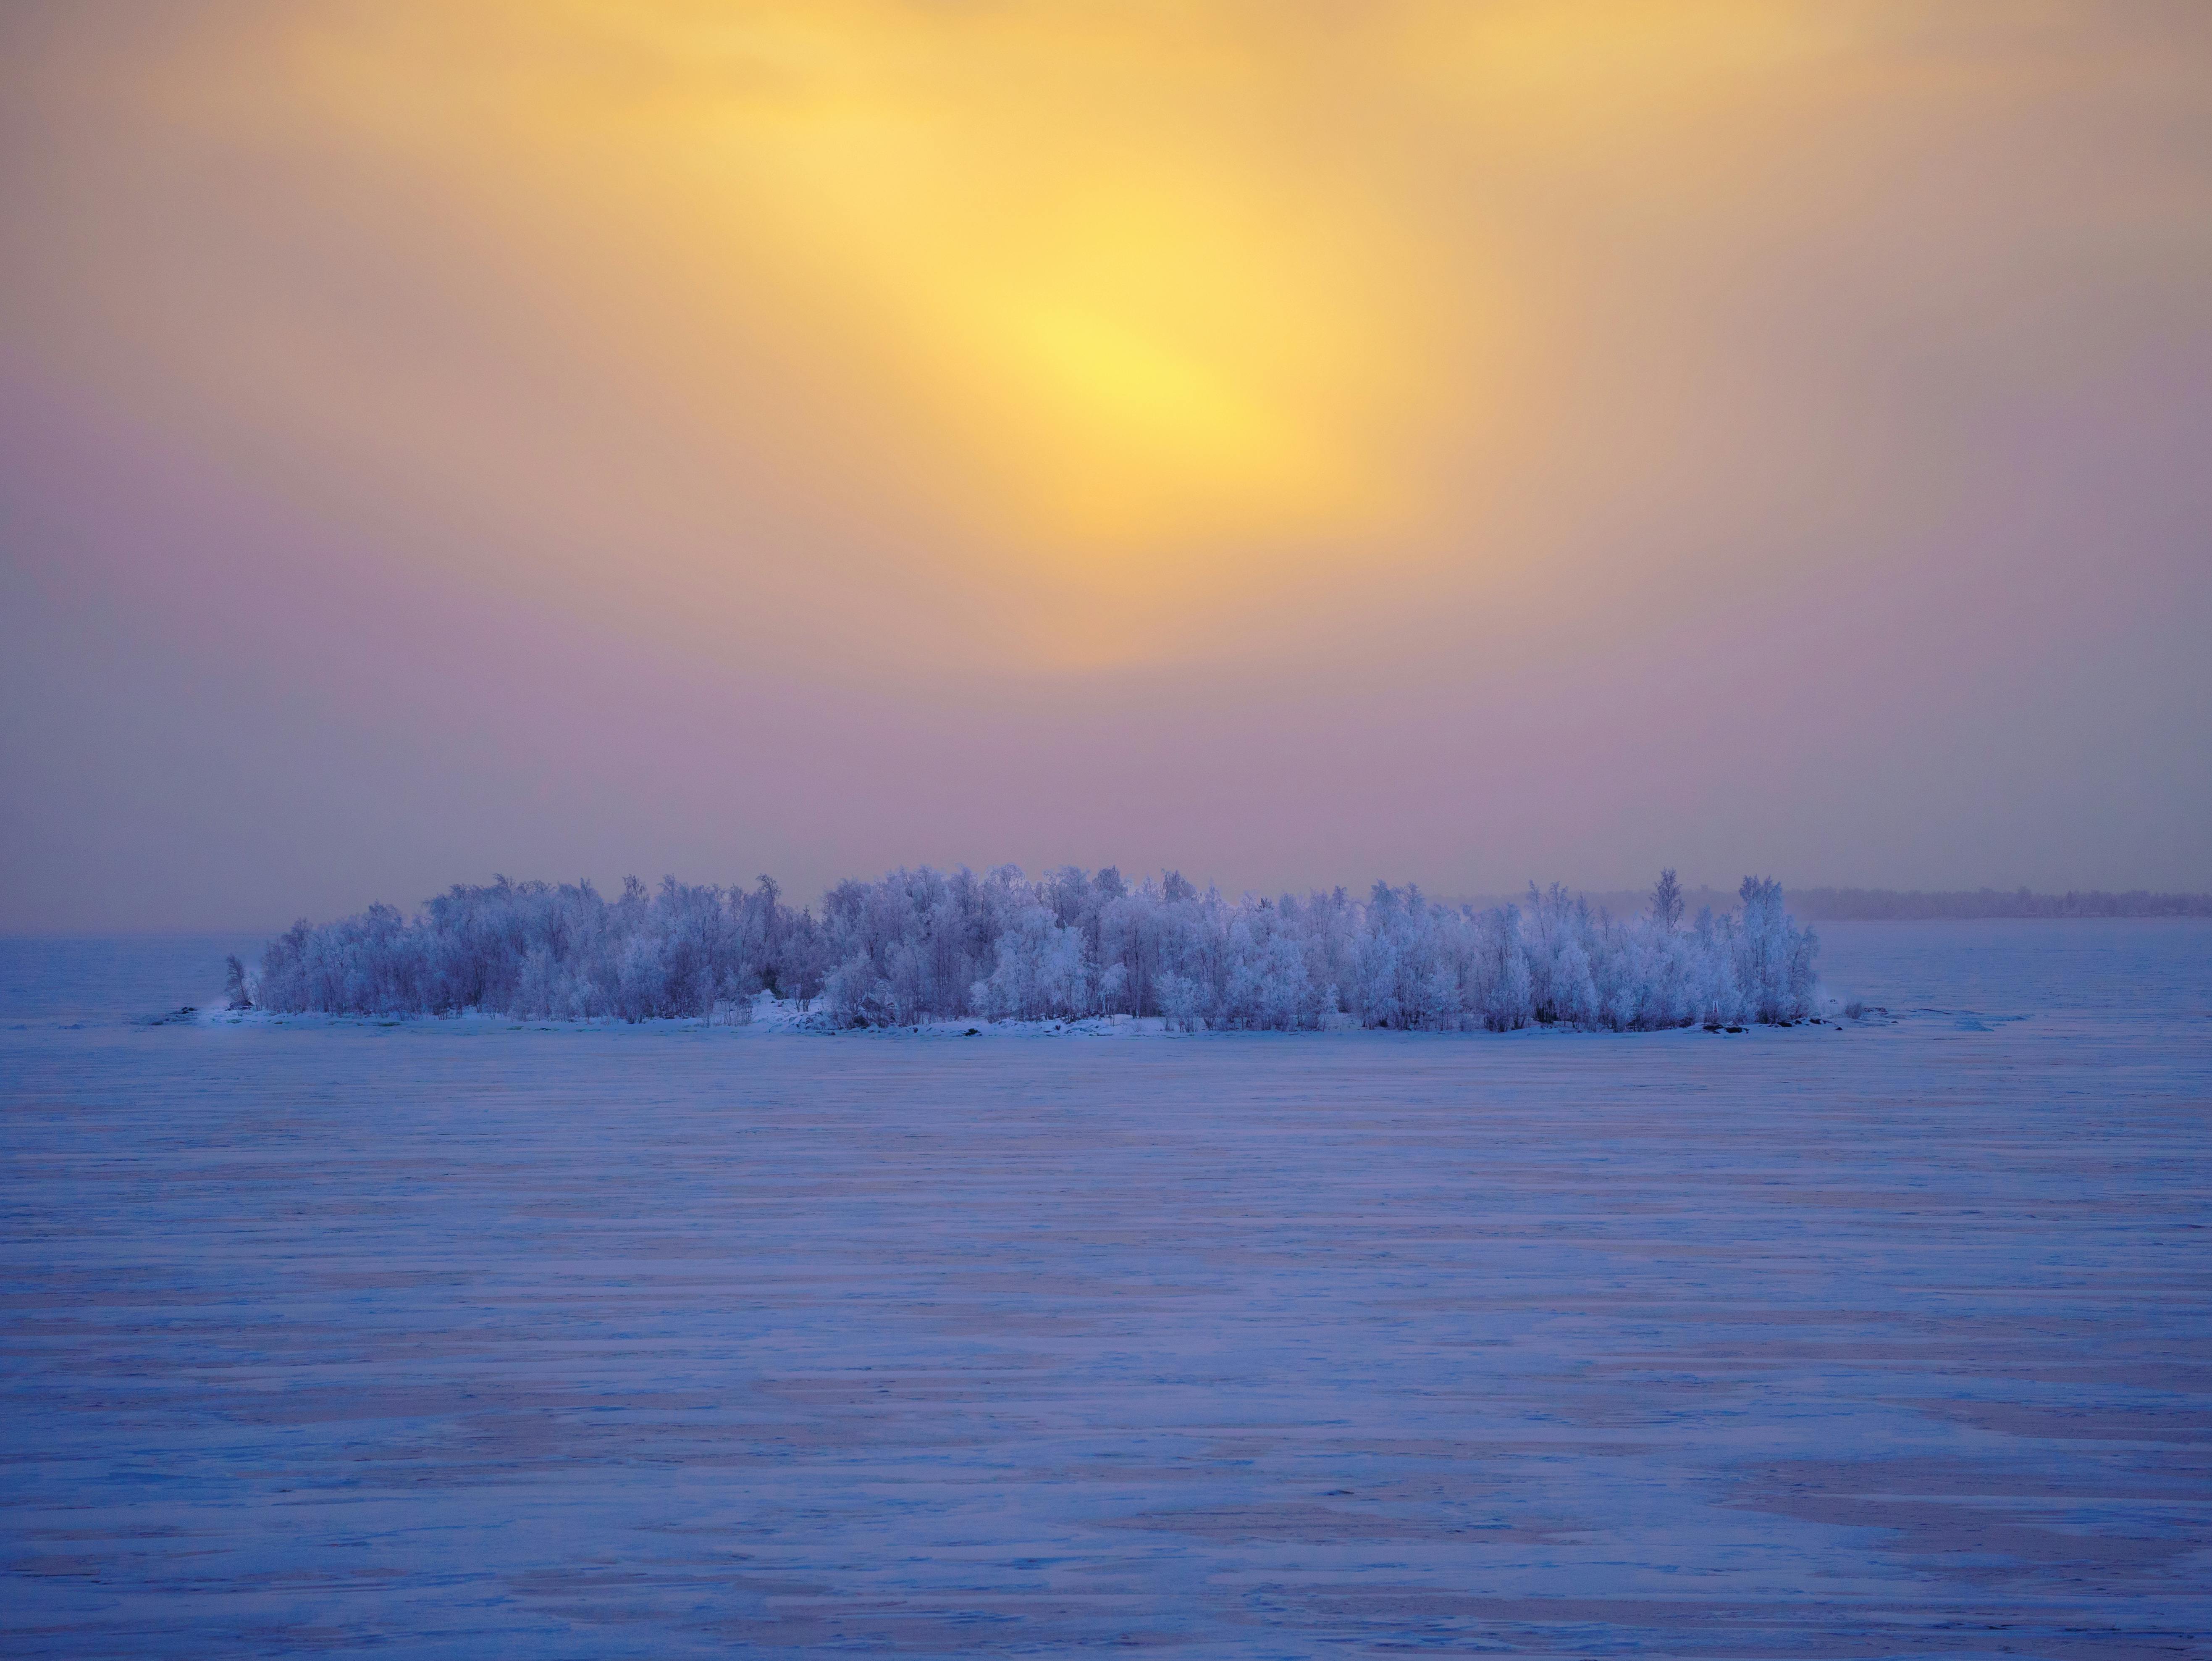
<box><xmin>3</xmin><ymin>0</ymin><xmax>2209</xmax><ymax>932</ymax></box>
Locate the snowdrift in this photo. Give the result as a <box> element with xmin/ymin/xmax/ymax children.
<box><xmin>252</xmin><ymin>869</ymin><xmax>1817</xmax><ymax>1032</ymax></box>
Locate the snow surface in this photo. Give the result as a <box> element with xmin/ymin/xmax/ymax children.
<box><xmin>3</xmin><ymin>922</ymin><xmax>2209</xmax><ymax>1656</ymax></box>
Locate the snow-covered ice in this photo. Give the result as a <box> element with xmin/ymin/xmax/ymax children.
<box><xmin>3</xmin><ymin>922</ymin><xmax>2209</xmax><ymax>1656</ymax></box>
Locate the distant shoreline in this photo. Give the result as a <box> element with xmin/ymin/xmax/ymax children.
<box><xmin>1458</xmin><ymin>889</ymin><xmax>2212</xmax><ymax>923</ymax></box>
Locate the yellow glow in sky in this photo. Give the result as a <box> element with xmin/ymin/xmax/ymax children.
<box><xmin>111</xmin><ymin>0</ymin><xmax>1874</xmax><ymax>652</ymax></box>
<box><xmin>707</xmin><ymin>73</ymin><xmax>1410</xmax><ymax>557</ymax></box>
<box><xmin>30</xmin><ymin>0</ymin><xmax>2185</xmax><ymax>670</ymax></box>
<box><xmin>272</xmin><ymin>2</ymin><xmax>1484</xmax><ymax>607</ymax></box>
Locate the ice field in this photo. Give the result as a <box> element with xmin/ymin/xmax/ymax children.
<box><xmin>4</xmin><ymin>923</ymin><xmax>2210</xmax><ymax>1656</ymax></box>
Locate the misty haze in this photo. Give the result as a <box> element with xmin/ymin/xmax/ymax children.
<box><xmin>4</xmin><ymin>3</ymin><xmax>2208</xmax><ymax>1656</ymax></box>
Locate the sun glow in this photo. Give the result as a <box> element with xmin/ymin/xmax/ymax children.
<box><xmin>97</xmin><ymin>0</ymin><xmax>1899</xmax><ymax>664</ymax></box>
<box><xmin>642</xmin><ymin>3</ymin><xmax>1438</xmax><ymax>577</ymax></box>
<box><xmin>274</xmin><ymin>3</ymin><xmax>1451</xmax><ymax>601</ymax></box>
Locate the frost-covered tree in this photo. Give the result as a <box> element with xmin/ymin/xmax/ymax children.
<box><xmin>257</xmin><ymin>866</ymin><xmax>1818</xmax><ymax>1030</ymax></box>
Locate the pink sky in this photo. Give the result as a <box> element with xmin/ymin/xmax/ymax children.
<box><xmin>3</xmin><ymin>1</ymin><xmax>2208</xmax><ymax>930</ymax></box>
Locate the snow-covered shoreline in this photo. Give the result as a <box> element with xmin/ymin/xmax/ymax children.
<box><xmin>188</xmin><ymin>989</ymin><xmax>1879</xmax><ymax>1038</ymax></box>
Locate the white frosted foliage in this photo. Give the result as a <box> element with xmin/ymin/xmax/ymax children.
<box><xmin>256</xmin><ymin>868</ymin><xmax>1817</xmax><ymax>1030</ymax></box>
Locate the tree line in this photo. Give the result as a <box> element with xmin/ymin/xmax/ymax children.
<box><xmin>249</xmin><ymin>867</ymin><xmax>1818</xmax><ymax>1031</ymax></box>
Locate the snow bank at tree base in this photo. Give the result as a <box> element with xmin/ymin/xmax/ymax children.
<box><xmin>201</xmin><ymin>991</ymin><xmax>1877</xmax><ymax>1038</ymax></box>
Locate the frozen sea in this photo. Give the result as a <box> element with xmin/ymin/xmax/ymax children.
<box><xmin>4</xmin><ymin>924</ymin><xmax>2209</xmax><ymax>1658</ymax></box>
